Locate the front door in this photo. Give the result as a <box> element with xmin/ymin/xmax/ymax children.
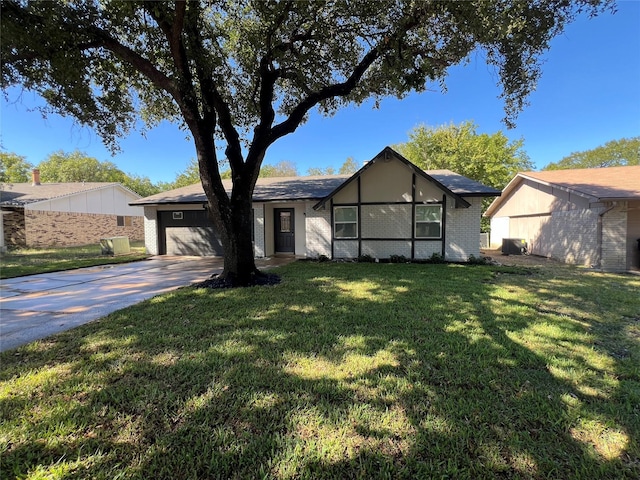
<box><xmin>274</xmin><ymin>208</ymin><xmax>295</xmax><ymax>253</ymax></box>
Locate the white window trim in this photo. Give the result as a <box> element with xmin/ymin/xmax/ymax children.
<box><xmin>415</xmin><ymin>204</ymin><xmax>442</xmax><ymax>239</ymax></box>
<box><xmin>334</xmin><ymin>206</ymin><xmax>358</xmax><ymax>239</ymax></box>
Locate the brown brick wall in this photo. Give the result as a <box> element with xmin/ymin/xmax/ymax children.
<box><xmin>2</xmin><ymin>208</ymin><xmax>26</xmax><ymax>246</ymax></box>
<box><xmin>23</xmin><ymin>210</ymin><xmax>144</xmax><ymax>247</ymax></box>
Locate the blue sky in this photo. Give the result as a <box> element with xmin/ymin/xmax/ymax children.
<box><xmin>1</xmin><ymin>1</ymin><xmax>639</xmax><ymax>184</ymax></box>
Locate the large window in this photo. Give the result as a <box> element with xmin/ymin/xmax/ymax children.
<box><xmin>334</xmin><ymin>206</ymin><xmax>358</xmax><ymax>239</ymax></box>
<box><xmin>415</xmin><ymin>205</ymin><xmax>442</xmax><ymax>238</ymax></box>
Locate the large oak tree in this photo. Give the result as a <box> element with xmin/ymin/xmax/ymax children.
<box><xmin>1</xmin><ymin>0</ymin><xmax>613</xmax><ymax>284</ymax></box>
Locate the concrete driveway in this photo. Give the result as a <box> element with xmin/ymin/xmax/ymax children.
<box><xmin>0</xmin><ymin>256</ymin><xmax>291</xmax><ymax>352</ymax></box>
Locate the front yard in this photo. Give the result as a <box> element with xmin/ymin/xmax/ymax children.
<box><xmin>1</xmin><ymin>261</ymin><xmax>638</xmax><ymax>479</ymax></box>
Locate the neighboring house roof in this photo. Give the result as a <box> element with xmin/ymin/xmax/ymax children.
<box><xmin>132</xmin><ymin>147</ymin><xmax>501</xmax><ymax>207</ymax></box>
<box><xmin>0</xmin><ymin>182</ymin><xmax>141</xmax><ymax>207</ymax></box>
<box><xmin>485</xmin><ymin>165</ymin><xmax>640</xmax><ymax>217</ymax></box>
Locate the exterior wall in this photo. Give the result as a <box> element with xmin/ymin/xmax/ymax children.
<box><xmin>327</xmin><ymin>156</ymin><xmax>484</xmax><ymax>261</ymax></box>
<box><xmin>489</xmin><ymin>216</ymin><xmax>510</xmax><ymax>248</ymax></box>
<box><xmin>601</xmin><ymin>202</ymin><xmax>628</xmax><ymax>271</ymax></box>
<box><xmin>445</xmin><ymin>197</ymin><xmax>483</xmax><ymax>261</ymax></box>
<box><xmin>361</xmin><ymin>204</ymin><xmax>412</xmax><ymax>238</ymax></box>
<box><xmin>23</xmin><ymin>210</ymin><xmax>143</xmax><ymax>247</ymax></box>
<box><xmin>627</xmin><ymin>200</ymin><xmax>640</xmax><ymax>270</ymax></box>
<box><xmin>31</xmin><ymin>185</ymin><xmax>143</xmax><ymax>216</ymax></box>
<box><xmin>262</xmin><ymin>202</ymin><xmax>307</xmax><ymax>256</ymax></box>
<box><xmin>305</xmin><ymin>204</ymin><xmax>331</xmax><ymax>258</ymax></box>
<box><xmin>2</xmin><ymin>208</ymin><xmax>26</xmax><ymax>246</ymax></box>
<box><xmin>491</xmin><ymin>179</ymin><xmax>590</xmax><ymax>217</ymax></box>
<box><xmin>143</xmin><ymin>206</ymin><xmax>159</xmax><ymax>255</ymax></box>
<box><xmin>253</xmin><ymin>203</ymin><xmax>265</xmax><ymax>257</ymax></box>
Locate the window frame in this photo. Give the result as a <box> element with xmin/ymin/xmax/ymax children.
<box><xmin>116</xmin><ymin>215</ymin><xmax>132</xmax><ymax>227</ymax></box>
<box><xmin>414</xmin><ymin>204</ymin><xmax>442</xmax><ymax>239</ymax></box>
<box><xmin>333</xmin><ymin>206</ymin><xmax>358</xmax><ymax>239</ymax></box>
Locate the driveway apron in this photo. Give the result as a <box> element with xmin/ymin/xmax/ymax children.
<box><xmin>0</xmin><ymin>256</ymin><xmax>228</xmax><ymax>352</ymax></box>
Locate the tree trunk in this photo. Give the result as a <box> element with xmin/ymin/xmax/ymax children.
<box><xmin>193</xmin><ymin>132</ymin><xmax>262</xmax><ymax>287</ymax></box>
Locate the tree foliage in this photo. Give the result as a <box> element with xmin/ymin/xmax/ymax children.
<box><xmin>0</xmin><ymin>151</ymin><xmax>33</xmax><ymax>183</ymax></box>
<box><xmin>260</xmin><ymin>160</ymin><xmax>298</xmax><ymax>178</ymax></box>
<box><xmin>396</xmin><ymin>121</ymin><xmax>533</xmax><ymax>190</ymax></box>
<box><xmin>38</xmin><ymin>150</ymin><xmax>161</xmax><ymax>197</ymax></box>
<box><xmin>307</xmin><ymin>157</ymin><xmax>358</xmax><ymax>176</ymax></box>
<box><xmin>543</xmin><ymin>137</ymin><xmax>640</xmax><ymax>170</ymax></box>
<box><xmin>396</xmin><ymin>121</ymin><xmax>533</xmax><ymax>231</ymax></box>
<box><xmin>1</xmin><ymin>0</ymin><xmax>613</xmax><ymax>283</ymax></box>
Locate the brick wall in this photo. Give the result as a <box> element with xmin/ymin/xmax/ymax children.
<box><xmin>601</xmin><ymin>202</ymin><xmax>627</xmax><ymax>271</ymax></box>
<box><xmin>143</xmin><ymin>207</ymin><xmax>158</xmax><ymax>255</ymax></box>
<box><xmin>24</xmin><ymin>210</ymin><xmax>143</xmax><ymax>247</ymax></box>
<box><xmin>305</xmin><ymin>204</ymin><xmax>332</xmax><ymax>258</ymax></box>
<box><xmin>445</xmin><ymin>198</ymin><xmax>482</xmax><ymax>261</ymax></box>
<box><xmin>2</xmin><ymin>208</ymin><xmax>26</xmax><ymax>246</ymax></box>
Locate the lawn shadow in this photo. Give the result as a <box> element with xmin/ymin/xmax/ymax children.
<box><xmin>1</xmin><ymin>262</ymin><xmax>638</xmax><ymax>478</ymax></box>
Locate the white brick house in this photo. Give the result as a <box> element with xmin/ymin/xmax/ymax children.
<box><xmin>485</xmin><ymin>166</ymin><xmax>640</xmax><ymax>271</ymax></box>
<box><xmin>132</xmin><ymin>147</ymin><xmax>500</xmax><ymax>262</ymax></box>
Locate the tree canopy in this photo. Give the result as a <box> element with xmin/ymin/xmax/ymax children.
<box><xmin>396</xmin><ymin>121</ymin><xmax>533</xmax><ymax>231</ymax></box>
<box><xmin>543</xmin><ymin>137</ymin><xmax>640</xmax><ymax>170</ymax></box>
<box><xmin>0</xmin><ymin>151</ymin><xmax>33</xmax><ymax>183</ymax></box>
<box><xmin>396</xmin><ymin>121</ymin><xmax>533</xmax><ymax>190</ymax></box>
<box><xmin>38</xmin><ymin>150</ymin><xmax>161</xmax><ymax>197</ymax></box>
<box><xmin>1</xmin><ymin>0</ymin><xmax>614</xmax><ymax>284</ymax></box>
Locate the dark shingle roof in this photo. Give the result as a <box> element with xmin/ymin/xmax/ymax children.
<box><xmin>132</xmin><ymin>147</ymin><xmax>501</xmax><ymax>206</ymax></box>
<box><xmin>131</xmin><ymin>175</ymin><xmax>350</xmax><ymax>205</ymax></box>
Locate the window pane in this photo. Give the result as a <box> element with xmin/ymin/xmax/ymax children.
<box><xmin>416</xmin><ymin>222</ymin><xmax>441</xmax><ymax>238</ymax></box>
<box><xmin>335</xmin><ymin>207</ymin><xmax>357</xmax><ymax>222</ymax></box>
<box><xmin>116</xmin><ymin>216</ymin><xmax>124</xmax><ymax>227</ymax></box>
<box><xmin>280</xmin><ymin>212</ymin><xmax>291</xmax><ymax>232</ymax></box>
<box><xmin>416</xmin><ymin>205</ymin><xmax>441</xmax><ymax>222</ymax></box>
<box><xmin>335</xmin><ymin>223</ymin><xmax>357</xmax><ymax>239</ymax></box>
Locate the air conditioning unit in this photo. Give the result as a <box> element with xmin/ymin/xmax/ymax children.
<box><xmin>100</xmin><ymin>236</ymin><xmax>131</xmax><ymax>256</ymax></box>
<box><xmin>502</xmin><ymin>238</ymin><xmax>527</xmax><ymax>255</ymax></box>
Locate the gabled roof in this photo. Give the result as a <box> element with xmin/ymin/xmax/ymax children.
<box><xmin>485</xmin><ymin>165</ymin><xmax>640</xmax><ymax>217</ymax></box>
<box><xmin>131</xmin><ymin>147</ymin><xmax>501</xmax><ymax>207</ymax></box>
<box><xmin>314</xmin><ymin>147</ymin><xmax>501</xmax><ymax>209</ymax></box>
<box><xmin>0</xmin><ymin>182</ymin><xmax>140</xmax><ymax>207</ymax></box>
<box><xmin>130</xmin><ymin>175</ymin><xmax>350</xmax><ymax>206</ymax></box>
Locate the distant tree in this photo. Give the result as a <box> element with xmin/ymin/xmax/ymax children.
<box><xmin>38</xmin><ymin>150</ymin><xmax>124</xmax><ymax>183</ymax></box>
<box><xmin>260</xmin><ymin>161</ymin><xmax>298</xmax><ymax>178</ymax></box>
<box><xmin>396</xmin><ymin>121</ymin><xmax>533</xmax><ymax>231</ymax></box>
<box><xmin>37</xmin><ymin>150</ymin><xmax>161</xmax><ymax>196</ymax></box>
<box><xmin>2</xmin><ymin>0</ymin><xmax>612</xmax><ymax>284</ymax></box>
<box><xmin>122</xmin><ymin>174</ymin><xmax>162</xmax><ymax>198</ymax></box>
<box><xmin>543</xmin><ymin>137</ymin><xmax>640</xmax><ymax>170</ymax></box>
<box><xmin>0</xmin><ymin>151</ymin><xmax>33</xmax><ymax>183</ymax></box>
<box><xmin>172</xmin><ymin>158</ymin><xmax>201</xmax><ymax>188</ymax></box>
<box><xmin>307</xmin><ymin>166</ymin><xmax>335</xmax><ymax>176</ymax></box>
<box><xmin>339</xmin><ymin>157</ymin><xmax>358</xmax><ymax>175</ymax></box>
<box><xmin>307</xmin><ymin>158</ymin><xmax>357</xmax><ymax>176</ymax></box>
<box><xmin>396</xmin><ymin>121</ymin><xmax>532</xmax><ymax>190</ymax></box>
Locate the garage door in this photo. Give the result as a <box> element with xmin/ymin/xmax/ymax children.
<box><xmin>158</xmin><ymin>210</ymin><xmax>224</xmax><ymax>256</ymax></box>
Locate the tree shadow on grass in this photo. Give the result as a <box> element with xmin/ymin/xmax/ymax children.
<box><xmin>1</xmin><ymin>262</ymin><xmax>638</xmax><ymax>478</ymax></box>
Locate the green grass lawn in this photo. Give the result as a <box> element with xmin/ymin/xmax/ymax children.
<box><xmin>1</xmin><ymin>261</ymin><xmax>638</xmax><ymax>479</ymax></box>
<box><xmin>0</xmin><ymin>242</ymin><xmax>149</xmax><ymax>279</ymax></box>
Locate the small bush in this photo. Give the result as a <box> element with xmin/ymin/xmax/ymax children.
<box><xmin>467</xmin><ymin>254</ymin><xmax>490</xmax><ymax>265</ymax></box>
<box><xmin>427</xmin><ymin>252</ymin><xmax>445</xmax><ymax>264</ymax></box>
<box><xmin>389</xmin><ymin>254</ymin><xmax>408</xmax><ymax>263</ymax></box>
<box><xmin>317</xmin><ymin>254</ymin><xmax>330</xmax><ymax>263</ymax></box>
<box><xmin>357</xmin><ymin>254</ymin><xmax>375</xmax><ymax>263</ymax></box>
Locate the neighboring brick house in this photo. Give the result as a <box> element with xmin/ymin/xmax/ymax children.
<box><xmin>132</xmin><ymin>147</ymin><xmax>500</xmax><ymax>262</ymax></box>
<box><xmin>485</xmin><ymin>166</ymin><xmax>640</xmax><ymax>271</ymax></box>
<box><xmin>1</xmin><ymin>170</ymin><xmax>144</xmax><ymax>248</ymax></box>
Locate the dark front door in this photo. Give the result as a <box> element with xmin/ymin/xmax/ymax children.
<box><xmin>274</xmin><ymin>208</ymin><xmax>295</xmax><ymax>253</ymax></box>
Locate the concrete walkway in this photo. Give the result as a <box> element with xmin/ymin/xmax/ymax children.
<box><xmin>0</xmin><ymin>256</ymin><xmax>293</xmax><ymax>352</ymax></box>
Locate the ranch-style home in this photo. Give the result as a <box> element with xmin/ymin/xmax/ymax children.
<box><xmin>131</xmin><ymin>147</ymin><xmax>501</xmax><ymax>261</ymax></box>
<box><xmin>486</xmin><ymin>165</ymin><xmax>640</xmax><ymax>271</ymax></box>
<box><xmin>1</xmin><ymin>169</ymin><xmax>144</xmax><ymax>249</ymax></box>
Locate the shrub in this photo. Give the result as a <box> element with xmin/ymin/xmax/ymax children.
<box><xmin>357</xmin><ymin>254</ymin><xmax>375</xmax><ymax>263</ymax></box>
